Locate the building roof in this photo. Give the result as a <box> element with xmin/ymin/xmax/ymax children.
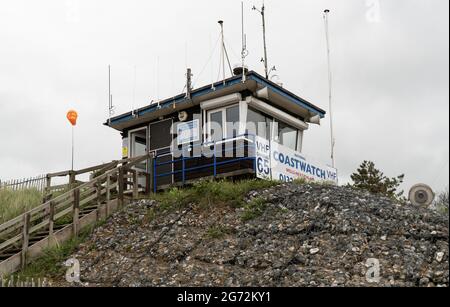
<box><xmin>106</xmin><ymin>71</ymin><xmax>326</xmax><ymax>131</ymax></box>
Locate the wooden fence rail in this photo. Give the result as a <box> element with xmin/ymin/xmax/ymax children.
<box><xmin>0</xmin><ymin>153</ymin><xmax>154</xmax><ymax>276</ymax></box>
<box><xmin>0</xmin><ymin>176</ymin><xmax>47</xmax><ymax>192</ymax></box>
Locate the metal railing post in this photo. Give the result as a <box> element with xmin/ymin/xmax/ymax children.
<box><xmin>182</xmin><ymin>156</ymin><xmax>186</xmax><ymax>186</ymax></box>
<box><xmin>153</xmin><ymin>157</ymin><xmax>157</xmax><ymax>193</ymax></box>
<box><xmin>213</xmin><ymin>142</ymin><xmax>217</xmax><ymax>178</ymax></box>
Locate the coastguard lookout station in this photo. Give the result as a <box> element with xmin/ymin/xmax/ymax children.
<box><xmin>105</xmin><ymin>67</ymin><xmax>338</xmax><ymax>193</ymax></box>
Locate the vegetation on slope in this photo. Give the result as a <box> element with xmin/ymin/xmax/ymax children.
<box><xmin>0</xmin><ymin>188</ymin><xmax>43</xmax><ymax>224</ymax></box>
<box><xmin>147</xmin><ymin>179</ymin><xmax>279</xmax><ymax>222</ymax></box>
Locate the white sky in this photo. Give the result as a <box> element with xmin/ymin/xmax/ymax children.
<box><xmin>0</xmin><ymin>0</ymin><xmax>448</xmax><ymax>193</ymax></box>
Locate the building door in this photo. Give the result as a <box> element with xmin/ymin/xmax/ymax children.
<box><xmin>150</xmin><ymin>119</ymin><xmax>173</xmax><ymax>188</ymax></box>
<box><xmin>129</xmin><ymin>128</ymin><xmax>148</xmax><ymax>190</ymax></box>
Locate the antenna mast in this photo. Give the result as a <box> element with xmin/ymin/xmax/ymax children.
<box><xmin>108</xmin><ymin>65</ymin><xmax>115</xmax><ymax>124</ymax></box>
<box><xmin>218</xmin><ymin>20</ymin><xmax>233</xmax><ymax>84</ymax></box>
<box><xmin>253</xmin><ymin>1</ymin><xmax>268</xmax><ymax>79</ymax></box>
<box><xmin>324</xmin><ymin>9</ymin><xmax>336</xmax><ymax>169</ymax></box>
<box><xmin>241</xmin><ymin>1</ymin><xmax>249</xmax><ymax>83</ymax></box>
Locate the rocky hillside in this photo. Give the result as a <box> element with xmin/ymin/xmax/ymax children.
<box><xmin>58</xmin><ymin>182</ymin><xmax>449</xmax><ymax>287</ymax></box>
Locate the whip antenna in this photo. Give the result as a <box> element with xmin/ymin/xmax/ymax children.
<box><xmin>253</xmin><ymin>1</ymin><xmax>269</xmax><ymax>79</ymax></box>
<box><xmin>323</xmin><ymin>9</ymin><xmax>336</xmax><ymax>168</ymax></box>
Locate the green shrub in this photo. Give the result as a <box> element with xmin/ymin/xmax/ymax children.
<box><xmin>241</xmin><ymin>197</ymin><xmax>268</xmax><ymax>221</ymax></box>
<box><xmin>205</xmin><ymin>225</ymin><xmax>232</xmax><ymax>239</ymax></box>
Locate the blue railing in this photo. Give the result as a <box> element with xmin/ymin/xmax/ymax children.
<box><xmin>153</xmin><ymin>134</ymin><xmax>257</xmax><ymax>192</ymax></box>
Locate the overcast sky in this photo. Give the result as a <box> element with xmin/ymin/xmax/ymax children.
<box><xmin>0</xmin><ymin>0</ymin><xmax>448</xmax><ymax>193</ymax></box>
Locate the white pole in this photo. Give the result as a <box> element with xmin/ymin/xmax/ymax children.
<box><xmin>218</xmin><ymin>20</ymin><xmax>225</xmax><ymax>84</ymax></box>
<box><xmin>71</xmin><ymin>125</ymin><xmax>74</xmax><ymax>171</ymax></box>
<box><xmin>324</xmin><ymin>9</ymin><xmax>336</xmax><ymax>169</ymax></box>
<box><xmin>241</xmin><ymin>1</ymin><xmax>247</xmax><ymax>83</ymax></box>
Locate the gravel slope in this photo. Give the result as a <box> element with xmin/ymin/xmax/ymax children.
<box><xmin>58</xmin><ymin>183</ymin><xmax>449</xmax><ymax>287</ymax></box>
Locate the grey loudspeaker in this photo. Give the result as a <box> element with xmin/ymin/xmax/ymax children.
<box><xmin>408</xmin><ymin>184</ymin><xmax>435</xmax><ymax>207</ymax></box>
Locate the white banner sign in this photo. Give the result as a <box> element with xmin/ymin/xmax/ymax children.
<box><xmin>254</xmin><ymin>136</ymin><xmax>338</xmax><ymax>184</ymax></box>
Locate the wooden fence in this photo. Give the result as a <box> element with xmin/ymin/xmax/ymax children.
<box><xmin>0</xmin><ymin>176</ymin><xmax>47</xmax><ymax>192</ymax></box>
<box><xmin>0</xmin><ymin>153</ymin><xmax>153</xmax><ymax>276</ymax></box>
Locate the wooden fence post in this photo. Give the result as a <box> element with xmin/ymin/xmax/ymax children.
<box><xmin>69</xmin><ymin>171</ymin><xmax>76</xmax><ymax>189</ymax></box>
<box><xmin>118</xmin><ymin>168</ymin><xmax>124</xmax><ymax>208</ymax></box>
<box><xmin>48</xmin><ymin>201</ymin><xmax>55</xmax><ymax>238</ymax></box>
<box><xmin>106</xmin><ymin>174</ymin><xmax>111</xmax><ymax>217</ymax></box>
<box><xmin>132</xmin><ymin>170</ymin><xmax>138</xmax><ymax>199</ymax></box>
<box><xmin>21</xmin><ymin>213</ymin><xmax>31</xmax><ymax>269</ymax></box>
<box><xmin>44</xmin><ymin>175</ymin><xmax>52</xmax><ymax>201</ymax></box>
<box><xmin>72</xmin><ymin>189</ymin><xmax>80</xmax><ymax>237</ymax></box>
<box><xmin>96</xmin><ymin>178</ymin><xmax>102</xmax><ymax>206</ymax></box>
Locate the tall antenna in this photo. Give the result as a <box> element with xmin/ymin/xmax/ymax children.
<box><xmin>253</xmin><ymin>1</ymin><xmax>269</xmax><ymax>79</ymax></box>
<box><xmin>218</xmin><ymin>20</ymin><xmax>226</xmax><ymax>84</ymax></box>
<box><xmin>108</xmin><ymin>65</ymin><xmax>115</xmax><ymax>124</ymax></box>
<box><xmin>132</xmin><ymin>65</ymin><xmax>137</xmax><ymax>117</ymax></box>
<box><xmin>218</xmin><ymin>20</ymin><xmax>233</xmax><ymax>84</ymax></box>
<box><xmin>186</xmin><ymin>68</ymin><xmax>193</xmax><ymax>100</ymax></box>
<box><xmin>324</xmin><ymin>9</ymin><xmax>336</xmax><ymax>169</ymax></box>
<box><xmin>241</xmin><ymin>1</ymin><xmax>249</xmax><ymax>83</ymax></box>
<box><xmin>156</xmin><ymin>56</ymin><xmax>161</xmax><ymax>108</ymax></box>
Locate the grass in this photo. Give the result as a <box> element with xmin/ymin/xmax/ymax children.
<box><xmin>150</xmin><ymin>179</ymin><xmax>277</xmax><ymax>213</ymax></box>
<box><xmin>145</xmin><ymin>179</ymin><xmax>279</xmax><ymax>224</ymax></box>
<box><xmin>0</xmin><ymin>188</ymin><xmax>43</xmax><ymax>224</ymax></box>
<box><xmin>205</xmin><ymin>225</ymin><xmax>233</xmax><ymax>239</ymax></box>
<box><xmin>241</xmin><ymin>197</ymin><xmax>268</xmax><ymax>221</ymax></box>
<box><xmin>8</xmin><ymin>224</ymin><xmax>96</xmax><ymax>281</ymax></box>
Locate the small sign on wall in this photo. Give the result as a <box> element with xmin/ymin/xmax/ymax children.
<box><xmin>177</xmin><ymin>119</ymin><xmax>200</xmax><ymax>145</ymax></box>
<box><xmin>122</xmin><ymin>137</ymin><xmax>129</xmax><ymax>158</ymax></box>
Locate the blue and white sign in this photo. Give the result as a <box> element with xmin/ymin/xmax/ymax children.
<box><xmin>177</xmin><ymin>119</ymin><xmax>200</xmax><ymax>145</ymax></box>
<box><xmin>255</xmin><ymin>136</ymin><xmax>338</xmax><ymax>184</ymax></box>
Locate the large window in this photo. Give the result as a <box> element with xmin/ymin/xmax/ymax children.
<box><xmin>226</xmin><ymin>106</ymin><xmax>240</xmax><ymax>138</ymax></box>
<box><xmin>208</xmin><ymin>105</ymin><xmax>240</xmax><ymax>142</ymax></box>
<box><xmin>247</xmin><ymin>108</ymin><xmax>300</xmax><ymax>151</ymax></box>
<box><xmin>275</xmin><ymin>120</ymin><xmax>298</xmax><ymax>151</ymax></box>
<box><xmin>246</xmin><ymin>108</ymin><xmax>270</xmax><ymax>139</ymax></box>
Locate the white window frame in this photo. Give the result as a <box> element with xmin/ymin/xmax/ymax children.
<box><xmin>206</xmin><ymin>103</ymin><xmax>240</xmax><ymax>143</ymax></box>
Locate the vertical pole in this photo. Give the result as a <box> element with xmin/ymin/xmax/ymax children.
<box><xmin>69</xmin><ymin>171</ymin><xmax>76</xmax><ymax>189</ymax></box>
<box><xmin>106</xmin><ymin>174</ymin><xmax>111</xmax><ymax>217</ymax></box>
<box><xmin>21</xmin><ymin>213</ymin><xmax>31</xmax><ymax>269</ymax></box>
<box><xmin>71</xmin><ymin>125</ymin><xmax>74</xmax><ymax>171</ymax></box>
<box><xmin>148</xmin><ymin>155</ymin><xmax>154</xmax><ymax>195</ymax></box>
<box><xmin>324</xmin><ymin>9</ymin><xmax>335</xmax><ymax>169</ymax></box>
<box><xmin>118</xmin><ymin>168</ymin><xmax>124</xmax><ymax>207</ymax></box>
<box><xmin>96</xmin><ymin>178</ymin><xmax>102</xmax><ymax>207</ymax></box>
<box><xmin>261</xmin><ymin>3</ymin><xmax>268</xmax><ymax>79</ymax></box>
<box><xmin>108</xmin><ymin>65</ymin><xmax>111</xmax><ymax>124</ymax></box>
<box><xmin>241</xmin><ymin>1</ymin><xmax>247</xmax><ymax>83</ymax></box>
<box><xmin>106</xmin><ymin>174</ymin><xmax>111</xmax><ymax>202</ymax></box>
<box><xmin>213</xmin><ymin>142</ymin><xmax>217</xmax><ymax>178</ymax></box>
<box><xmin>48</xmin><ymin>201</ymin><xmax>55</xmax><ymax>238</ymax></box>
<box><xmin>182</xmin><ymin>157</ymin><xmax>186</xmax><ymax>186</ymax></box>
<box><xmin>132</xmin><ymin>170</ymin><xmax>138</xmax><ymax>199</ymax></box>
<box><xmin>72</xmin><ymin>189</ymin><xmax>80</xmax><ymax>237</ymax></box>
<box><xmin>153</xmin><ymin>158</ymin><xmax>157</xmax><ymax>193</ymax></box>
<box><xmin>218</xmin><ymin>20</ymin><xmax>225</xmax><ymax>84</ymax></box>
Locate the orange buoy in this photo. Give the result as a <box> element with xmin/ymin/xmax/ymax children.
<box><xmin>67</xmin><ymin>110</ymin><xmax>78</xmax><ymax>126</ymax></box>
